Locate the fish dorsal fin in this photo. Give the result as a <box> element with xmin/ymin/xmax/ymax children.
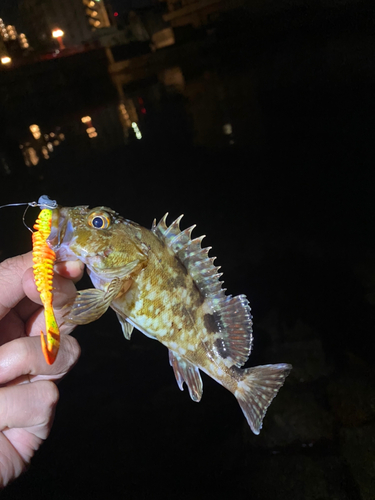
<box><xmin>153</xmin><ymin>214</ymin><xmax>253</xmax><ymax>367</ymax></box>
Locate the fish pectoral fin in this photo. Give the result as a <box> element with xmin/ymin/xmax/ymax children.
<box><xmin>115</xmin><ymin>311</ymin><xmax>134</xmax><ymax>340</ymax></box>
<box><xmin>64</xmin><ymin>278</ymin><xmax>122</xmax><ymax>325</ymax></box>
<box><xmin>168</xmin><ymin>350</ymin><xmax>203</xmax><ymax>402</ymax></box>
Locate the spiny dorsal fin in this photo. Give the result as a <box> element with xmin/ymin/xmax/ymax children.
<box><xmin>153</xmin><ymin>214</ymin><xmax>253</xmax><ymax>367</ymax></box>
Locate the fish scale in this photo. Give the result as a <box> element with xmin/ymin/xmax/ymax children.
<box><xmin>48</xmin><ymin>203</ymin><xmax>292</xmax><ymax>434</ymax></box>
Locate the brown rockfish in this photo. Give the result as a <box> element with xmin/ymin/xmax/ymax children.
<box><xmin>48</xmin><ymin>204</ymin><xmax>291</xmax><ymax>434</ymax></box>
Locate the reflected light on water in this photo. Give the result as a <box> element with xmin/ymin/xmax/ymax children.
<box><xmin>82</xmin><ymin>116</ymin><xmax>98</xmax><ymax>139</ymax></box>
<box><xmin>20</xmin><ymin>124</ymin><xmax>64</xmax><ymax>167</ymax></box>
<box><xmin>132</xmin><ymin>122</ymin><xmax>142</xmax><ymax>140</ymax></box>
<box><xmin>223</xmin><ymin>123</ymin><xmax>232</xmax><ymax>135</ymax></box>
<box><xmin>119</xmin><ymin>102</ymin><xmax>132</xmax><ymax>128</ymax></box>
<box><xmin>22</xmin><ymin>146</ymin><xmax>39</xmax><ymax>166</ymax></box>
<box><xmin>41</xmin><ymin>146</ymin><xmax>49</xmax><ymax>159</ymax></box>
<box><xmin>29</xmin><ymin>124</ymin><xmax>41</xmax><ymax>140</ymax></box>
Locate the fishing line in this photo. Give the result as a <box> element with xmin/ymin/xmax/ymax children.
<box><xmin>0</xmin><ymin>196</ymin><xmax>58</xmax><ymax>232</ymax></box>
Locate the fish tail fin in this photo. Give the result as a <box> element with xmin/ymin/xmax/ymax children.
<box><xmin>234</xmin><ymin>363</ymin><xmax>292</xmax><ymax>434</ymax></box>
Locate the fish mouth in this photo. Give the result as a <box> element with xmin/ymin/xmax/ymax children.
<box><xmin>47</xmin><ymin>207</ymin><xmax>77</xmax><ymax>262</ymax></box>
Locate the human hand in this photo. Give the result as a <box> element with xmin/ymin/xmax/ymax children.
<box><xmin>0</xmin><ymin>252</ymin><xmax>84</xmax><ymax>487</ymax></box>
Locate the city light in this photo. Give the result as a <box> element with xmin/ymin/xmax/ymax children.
<box><xmin>19</xmin><ymin>33</ymin><xmax>29</xmax><ymax>49</ymax></box>
<box><xmin>52</xmin><ymin>29</ymin><xmax>65</xmax><ymax>50</ymax></box>
<box><xmin>81</xmin><ymin>116</ymin><xmax>92</xmax><ymax>123</ymax></box>
<box><xmin>52</xmin><ymin>29</ymin><xmax>64</xmax><ymax>38</ymax></box>
<box><xmin>1</xmin><ymin>56</ymin><xmax>11</xmax><ymax>65</ymax></box>
<box><xmin>6</xmin><ymin>25</ymin><xmax>17</xmax><ymax>40</ymax></box>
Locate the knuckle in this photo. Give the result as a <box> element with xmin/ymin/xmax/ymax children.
<box><xmin>38</xmin><ymin>380</ymin><xmax>59</xmax><ymax>409</ymax></box>
<box><xmin>13</xmin><ymin>337</ymin><xmax>33</xmax><ymax>365</ymax></box>
<box><xmin>0</xmin><ymin>254</ymin><xmax>28</xmax><ymax>277</ymax></box>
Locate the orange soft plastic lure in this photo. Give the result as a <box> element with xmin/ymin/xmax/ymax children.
<box><xmin>32</xmin><ymin>208</ymin><xmax>60</xmax><ymax>364</ymax></box>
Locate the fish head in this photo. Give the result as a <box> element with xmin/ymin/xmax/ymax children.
<box><xmin>48</xmin><ymin>205</ymin><xmax>148</xmax><ymax>280</ymax></box>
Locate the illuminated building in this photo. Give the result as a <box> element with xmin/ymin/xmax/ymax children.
<box><xmin>19</xmin><ymin>0</ymin><xmax>113</xmax><ymax>52</ymax></box>
<box><xmin>0</xmin><ymin>19</ymin><xmax>8</xmax><ymax>41</ymax></box>
<box><xmin>19</xmin><ymin>0</ymin><xmax>94</xmax><ymax>50</ymax></box>
<box><xmin>83</xmin><ymin>0</ymin><xmax>111</xmax><ymax>30</ymax></box>
<box><xmin>0</xmin><ymin>35</ymin><xmax>11</xmax><ymax>65</ymax></box>
<box><xmin>0</xmin><ymin>18</ymin><xmax>30</xmax><ymax>55</ymax></box>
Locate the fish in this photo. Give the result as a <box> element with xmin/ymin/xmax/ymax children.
<box><xmin>48</xmin><ymin>204</ymin><xmax>292</xmax><ymax>434</ymax></box>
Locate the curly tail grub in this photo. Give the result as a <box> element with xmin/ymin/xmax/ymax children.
<box><xmin>32</xmin><ymin>209</ymin><xmax>60</xmax><ymax>365</ymax></box>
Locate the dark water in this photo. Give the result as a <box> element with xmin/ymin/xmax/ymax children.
<box><xmin>1</xmin><ymin>4</ymin><xmax>375</xmax><ymax>499</ymax></box>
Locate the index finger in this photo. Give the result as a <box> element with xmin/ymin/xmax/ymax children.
<box><xmin>0</xmin><ymin>253</ymin><xmax>33</xmax><ymax>321</ymax></box>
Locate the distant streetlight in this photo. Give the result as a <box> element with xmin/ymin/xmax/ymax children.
<box><xmin>52</xmin><ymin>28</ymin><xmax>65</xmax><ymax>50</ymax></box>
<box><xmin>1</xmin><ymin>56</ymin><xmax>11</xmax><ymax>65</ymax></box>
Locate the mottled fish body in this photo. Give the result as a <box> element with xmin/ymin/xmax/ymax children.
<box><xmin>49</xmin><ymin>205</ymin><xmax>291</xmax><ymax>434</ymax></box>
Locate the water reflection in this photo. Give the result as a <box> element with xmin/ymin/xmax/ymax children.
<box><xmin>0</xmin><ymin>44</ymin><xmax>260</xmax><ymax>203</ymax></box>
<box><xmin>19</xmin><ymin>124</ymin><xmax>65</xmax><ymax>171</ymax></box>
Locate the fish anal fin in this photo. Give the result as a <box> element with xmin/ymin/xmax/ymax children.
<box><xmin>115</xmin><ymin>311</ymin><xmax>134</xmax><ymax>340</ymax></box>
<box><xmin>64</xmin><ymin>278</ymin><xmax>122</xmax><ymax>325</ymax></box>
<box><xmin>168</xmin><ymin>350</ymin><xmax>203</xmax><ymax>402</ymax></box>
<box><xmin>234</xmin><ymin>363</ymin><xmax>292</xmax><ymax>434</ymax></box>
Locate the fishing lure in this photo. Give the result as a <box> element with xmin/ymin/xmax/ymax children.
<box><xmin>0</xmin><ymin>195</ymin><xmax>60</xmax><ymax>364</ymax></box>
<box><xmin>32</xmin><ymin>207</ymin><xmax>60</xmax><ymax>365</ymax></box>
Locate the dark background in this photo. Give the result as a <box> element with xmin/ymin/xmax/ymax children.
<box><xmin>1</xmin><ymin>1</ymin><xmax>375</xmax><ymax>498</ymax></box>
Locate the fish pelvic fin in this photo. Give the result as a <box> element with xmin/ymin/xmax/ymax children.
<box><xmin>234</xmin><ymin>363</ymin><xmax>292</xmax><ymax>434</ymax></box>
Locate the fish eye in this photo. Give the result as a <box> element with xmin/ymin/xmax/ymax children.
<box><xmin>87</xmin><ymin>211</ymin><xmax>111</xmax><ymax>230</ymax></box>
